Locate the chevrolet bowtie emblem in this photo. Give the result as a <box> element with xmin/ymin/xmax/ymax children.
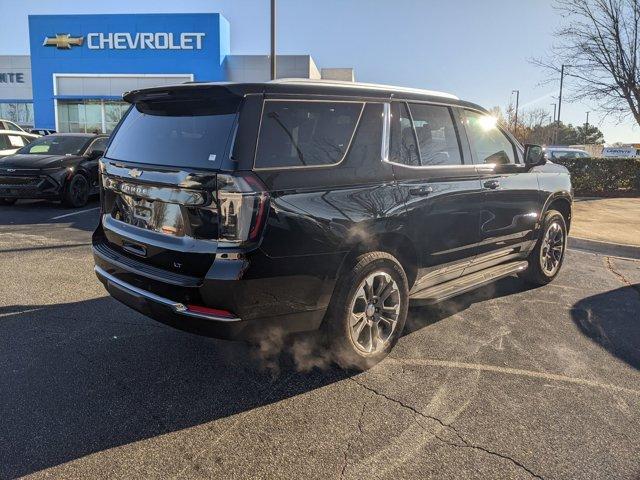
<box><xmin>128</xmin><ymin>168</ymin><xmax>143</xmax><ymax>178</ymax></box>
<box><xmin>43</xmin><ymin>34</ymin><xmax>84</xmax><ymax>49</ymax></box>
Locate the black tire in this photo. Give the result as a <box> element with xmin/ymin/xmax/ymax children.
<box><xmin>62</xmin><ymin>173</ymin><xmax>89</xmax><ymax>208</ymax></box>
<box><xmin>519</xmin><ymin>209</ymin><xmax>567</xmax><ymax>286</ymax></box>
<box><xmin>0</xmin><ymin>198</ymin><xmax>17</xmax><ymax>206</ymax></box>
<box><xmin>323</xmin><ymin>251</ymin><xmax>409</xmax><ymax>370</ymax></box>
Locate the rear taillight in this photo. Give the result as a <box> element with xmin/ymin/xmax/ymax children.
<box><xmin>216</xmin><ymin>172</ymin><xmax>269</xmax><ymax>246</ymax></box>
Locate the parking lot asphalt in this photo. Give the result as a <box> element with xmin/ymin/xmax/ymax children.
<box><xmin>1</xmin><ymin>200</ymin><xmax>639</xmax><ymax>480</ymax></box>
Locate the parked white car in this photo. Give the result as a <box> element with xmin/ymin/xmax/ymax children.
<box><xmin>0</xmin><ymin>130</ymin><xmax>40</xmax><ymax>158</ymax></box>
<box><xmin>544</xmin><ymin>147</ymin><xmax>590</xmax><ymax>160</ymax></box>
<box><xmin>0</xmin><ymin>119</ymin><xmax>28</xmax><ymax>133</ymax></box>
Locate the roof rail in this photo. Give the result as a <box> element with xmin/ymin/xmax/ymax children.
<box><xmin>269</xmin><ymin>78</ymin><xmax>459</xmax><ymax>100</ymax></box>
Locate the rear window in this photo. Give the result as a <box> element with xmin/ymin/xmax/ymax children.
<box><xmin>254</xmin><ymin>100</ymin><xmax>364</xmax><ymax>169</ymax></box>
<box><xmin>105</xmin><ymin>97</ymin><xmax>240</xmax><ymax>169</ymax></box>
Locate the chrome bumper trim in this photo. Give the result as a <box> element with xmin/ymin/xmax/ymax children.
<box><xmin>94</xmin><ymin>265</ymin><xmax>241</xmax><ymax>322</ymax></box>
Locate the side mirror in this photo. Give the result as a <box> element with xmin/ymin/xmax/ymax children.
<box><xmin>86</xmin><ymin>149</ymin><xmax>104</xmax><ymax>160</ymax></box>
<box><xmin>524</xmin><ymin>144</ymin><xmax>545</xmax><ymax>167</ymax></box>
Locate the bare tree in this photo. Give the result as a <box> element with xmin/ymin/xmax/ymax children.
<box><xmin>534</xmin><ymin>0</ymin><xmax>640</xmax><ymax>125</ymax></box>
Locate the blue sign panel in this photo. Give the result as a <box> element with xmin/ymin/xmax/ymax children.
<box><xmin>29</xmin><ymin>13</ymin><xmax>230</xmax><ymax>128</ymax></box>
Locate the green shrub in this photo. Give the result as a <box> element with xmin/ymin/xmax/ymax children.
<box><xmin>552</xmin><ymin>157</ymin><xmax>640</xmax><ymax>196</ymax></box>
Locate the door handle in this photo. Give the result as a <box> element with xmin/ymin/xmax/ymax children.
<box><xmin>483</xmin><ymin>180</ymin><xmax>500</xmax><ymax>190</ymax></box>
<box><xmin>409</xmin><ymin>186</ymin><xmax>433</xmax><ymax>196</ymax></box>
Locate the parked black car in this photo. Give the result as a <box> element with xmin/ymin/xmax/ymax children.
<box><xmin>93</xmin><ymin>80</ymin><xmax>572</xmax><ymax>368</ymax></box>
<box><xmin>30</xmin><ymin>128</ymin><xmax>57</xmax><ymax>136</ymax></box>
<box><xmin>0</xmin><ymin>133</ymin><xmax>108</xmax><ymax>207</ymax></box>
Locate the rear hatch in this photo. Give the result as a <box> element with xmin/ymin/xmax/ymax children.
<box><xmin>95</xmin><ymin>86</ymin><xmax>268</xmax><ymax>279</ymax></box>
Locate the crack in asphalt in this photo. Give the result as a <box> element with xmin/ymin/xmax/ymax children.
<box><xmin>350</xmin><ymin>377</ymin><xmax>544</xmax><ymax>479</ymax></box>
<box><xmin>339</xmin><ymin>400</ymin><xmax>366</xmax><ymax>478</ymax></box>
<box><xmin>605</xmin><ymin>256</ymin><xmax>640</xmax><ymax>296</ymax></box>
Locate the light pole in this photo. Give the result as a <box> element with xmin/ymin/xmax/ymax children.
<box><xmin>270</xmin><ymin>0</ymin><xmax>277</xmax><ymax>80</ymax></box>
<box><xmin>584</xmin><ymin>111</ymin><xmax>590</xmax><ymax>144</ymax></box>
<box><xmin>550</xmin><ymin>103</ymin><xmax>557</xmax><ymax>123</ymax></box>
<box><xmin>512</xmin><ymin>89</ymin><xmax>520</xmax><ymax>134</ymax></box>
<box><xmin>555</xmin><ymin>64</ymin><xmax>567</xmax><ymax>144</ymax></box>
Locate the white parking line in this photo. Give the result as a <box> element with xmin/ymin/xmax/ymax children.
<box><xmin>395</xmin><ymin>358</ymin><xmax>640</xmax><ymax>396</ymax></box>
<box><xmin>51</xmin><ymin>207</ymin><xmax>99</xmax><ymax>220</ymax></box>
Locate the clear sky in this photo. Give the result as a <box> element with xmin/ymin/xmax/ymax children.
<box><xmin>1</xmin><ymin>0</ymin><xmax>637</xmax><ymax>143</ymax></box>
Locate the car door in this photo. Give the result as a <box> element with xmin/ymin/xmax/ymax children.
<box><xmin>389</xmin><ymin>101</ymin><xmax>483</xmax><ymax>293</ymax></box>
<box><xmin>461</xmin><ymin>109</ymin><xmax>540</xmax><ymax>273</ymax></box>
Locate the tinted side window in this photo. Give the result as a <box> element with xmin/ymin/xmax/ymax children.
<box><xmin>389</xmin><ymin>102</ymin><xmax>419</xmax><ymax>166</ymax></box>
<box><xmin>343</xmin><ymin>103</ymin><xmax>384</xmax><ymax>169</ymax></box>
<box><xmin>255</xmin><ymin>101</ymin><xmax>364</xmax><ymax>169</ymax></box>
<box><xmin>0</xmin><ymin>135</ymin><xmax>9</xmax><ymax>150</ymax></box>
<box><xmin>409</xmin><ymin>104</ymin><xmax>462</xmax><ymax>166</ymax></box>
<box><xmin>88</xmin><ymin>137</ymin><xmax>108</xmax><ymax>154</ymax></box>
<box><xmin>464</xmin><ymin>110</ymin><xmax>516</xmax><ymax>165</ymax></box>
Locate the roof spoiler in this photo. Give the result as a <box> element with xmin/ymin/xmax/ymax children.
<box><xmin>122</xmin><ymin>83</ymin><xmax>245</xmax><ymax>104</ymax></box>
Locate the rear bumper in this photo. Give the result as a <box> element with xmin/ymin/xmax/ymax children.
<box><xmin>94</xmin><ymin>262</ymin><xmax>328</xmax><ymax>341</ymax></box>
<box><xmin>95</xmin><ymin>265</ymin><xmax>250</xmax><ymax>339</ymax></box>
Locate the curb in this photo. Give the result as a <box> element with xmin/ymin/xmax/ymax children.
<box><xmin>568</xmin><ymin>237</ymin><xmax>640</xmax><ymax>260</ymax></box>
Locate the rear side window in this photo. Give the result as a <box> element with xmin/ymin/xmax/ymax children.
<box><xmin>464</xmin><ymin>110</ymin><xmax>516</xmax><ymax>165</ymax></box>
<box><xmin>254</xmin><ymin>100</ymin><xmax>364</xmax><ymax>169</ymax></box>
<box><xmin>106</xmin><ymin>97</ymin><xmax>240</xmax><ymax>169</ymax></box>
<box><xmin>409</xmin><ymin>103</ymin><xmax>462</xmax><ymax>166</ymax></box>
<box><xmin>389</xmin><ymin>102</ymin><xmax>419</xmax><ymax>166</ymax></box>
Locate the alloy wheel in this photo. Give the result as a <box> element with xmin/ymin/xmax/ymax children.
<box><xmin>71</xmin><ymin>176</ymin><xmax>88</xmax><ymax>206</ymax></box>
<box><xmin>349</xmin><ymin>271</ymin><xmax>401</xmax><ymax>354</ymax></box>
<box><xmin>540</xmin><ymin>221</ymin><xmax>564</xmax><ymax>276</ymax></box>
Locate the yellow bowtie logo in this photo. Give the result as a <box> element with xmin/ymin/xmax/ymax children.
<box><xmin>43</xmin><ymin>34</ymin><xmax>84</xmax><ymax>49</ymax></box>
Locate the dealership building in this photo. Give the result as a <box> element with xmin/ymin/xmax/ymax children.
<box><xmin>0</xmin><ymin>13</ymin><xmax>354</xmax><ymax>132</ymax></box>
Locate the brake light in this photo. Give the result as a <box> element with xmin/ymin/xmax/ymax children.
<box><xmin>216</xmin><ymin>172</ymin><xmax>269</xmax><ymax>245</ymax></box>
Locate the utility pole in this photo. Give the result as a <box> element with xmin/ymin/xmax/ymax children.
<box><xmin>512</xmin><ymin>90</ymin><xmax>520</xmax><ymax>135</ymax></box>
<box><xmin>550</xmin><ymin>103</ymin><xmax>557</xmax><ymax>145</ymax></box>
<box><xmin>270</xmin><ymin>0</ymin><xmax>276</xmax><ymax>80</ymax></box>
<box><xmin>555</xmin><ymin>64</ymin><xmax>566</xmax><ymax>144</ymax></box>
<box><xmin>584</xmin><ymin>111</ymin><xmax>590</xmax><ymax>144</ymax></box>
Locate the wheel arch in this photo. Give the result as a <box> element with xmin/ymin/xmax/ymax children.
<box><xmin>336</xmin><ymin>232</ymin><xmax>419</xmax><ymax>290</ymax></box>
<box><xmin>543</xmin><ymin>192</ymin><xmax>572</xmax><ymax>232</ymax></box>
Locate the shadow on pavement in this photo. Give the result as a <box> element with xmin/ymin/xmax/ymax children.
<box><xmin>571</xmin><ymin>284</ymin><xmax>640</xmax><ymax>370</ymax></box>
<box><xmin>0</xmin><ymin>298</ymin><xmax>350</xmax><ymax>478</ymax></box>
<box><xmin>0</xmin><ymin>198</ymin><xmax>99</xmax><ymax>233</ymax></box>
<box><xmin>0</xmin><ymin>276</ymin><xmax>537</xmax><ymax>477</ymax></box>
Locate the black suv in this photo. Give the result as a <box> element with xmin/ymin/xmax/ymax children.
<box><xmin>93</xmin><ymin>80</ymin><xmax>572</xmax><ymax>368</ymax></box>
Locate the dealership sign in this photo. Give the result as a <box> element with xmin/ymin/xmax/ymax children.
<box><xmin>0</xmin><ymin>73</ymin><xmax>25</xmax><ymax>83</ymax></box>
<box><xmin>43</xmin><ymin>32</ymin><xmax>206</xmax><ymax>50</ymax></box>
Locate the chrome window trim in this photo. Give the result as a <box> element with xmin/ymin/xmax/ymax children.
<box><xmin>252</xmin><ymin>99</ymin><xmax>366</xmax><ymax>171</ymax></box>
